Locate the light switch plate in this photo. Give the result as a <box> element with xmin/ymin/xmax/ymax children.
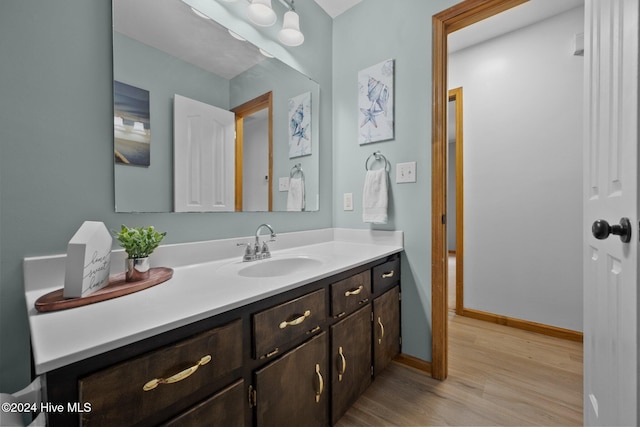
<box><xmin>343</xmin><ymin>193</ymin><xmax>354</xmax><ymax>211</ymax></box>
<box><xmin>396</xmin><ymin>162</ymin><xmax>417</xmax><ymax>183</ymax></box>
<box><xmin>279</xmin><ymin>177</ymin><xmax>289</xmax><ymax>192</ymax></box>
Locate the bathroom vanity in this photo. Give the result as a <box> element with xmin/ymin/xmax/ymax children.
<box><xmin>24</xmin><ymin>229</ymin><xmax>403</xmax><ymax>426</ymax></box>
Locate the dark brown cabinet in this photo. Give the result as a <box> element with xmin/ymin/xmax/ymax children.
<box><xmin>79</xmin><ymin>319</ymin><xmax>243</xmax><ymax>427</ymax></box>
<box><xmin>373</xmin><ymin>286</ymin><xmax>400</xmax><ymax>375</ymax></box>
<box><xmin>330</xmin><ymin>306</ymin><xmax>372</xmax><ymax>425</ymax></box>
<box><xmin>42</xmin><ymin>254</ymin><xmax>400</xmax><ymax>427</ymax></box>
<box><xmin>161</xmin><ymin>380</ymin><xmax>245</xmax><ymax>427</ymax></box>
<box><xmin>253</xmin><ymin>333</ymin><xmax>328</xmax><ymax>427</ymax></box>
<box><xmin>253</xmin><ymin>289</ymin><xmax>326</xmax><ymax>359</ymax></box>
<box><xmin>330</xmin><ymin>271</ymin><xmax>371</xmax><ymax>317</ymax></box>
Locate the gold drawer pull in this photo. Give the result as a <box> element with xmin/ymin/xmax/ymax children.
<box><xmin>314</xmin><ymin>363</ymin><xmax>324</xmax><ymax>403</ymax></box>
<box><xmin>279</xmin><ymin>310</ymin><xmax>311</xmax><ymax>329</ymax></box>
<box><xmin>337</xmin><ymin>346</ymin><xmax>347</xmax><ymax>382</ymax></box>
<box><xmin>344</xmin><ymin>285</ymin><xmax>364</xmax><ymax>297</ymax></box>
<box><xmin>381</xmin><ymin>270</ymin><xmax>395</xmax><ymax>279</ymax></box>
<box><xmin>143</xmin><ymin>355</ymin><xmax>212</xmax><ymax>391</ymax></box>
<box><xmin>377</xmin><ymin>317</ymin><xmax>385</xmax><ymax>345</ymax></box>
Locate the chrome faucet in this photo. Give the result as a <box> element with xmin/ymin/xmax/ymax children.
<box><xmin>238</xmin><ymin>224</ymin><xmax>277</xmax><ymax>262</ymax></box>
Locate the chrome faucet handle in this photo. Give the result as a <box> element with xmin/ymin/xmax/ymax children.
<box><xmin>261</xmin><ymin>241</ymin><xmax>271</xmax><ymax>257</ymax></box>
<box><xmin>237</xmin><ymin>242</ymin><xmax>255</xmax><ymax>261</ymax></box>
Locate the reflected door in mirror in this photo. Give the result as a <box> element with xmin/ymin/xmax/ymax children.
<box><xmin>174</xmin><ymin>94</ymin><xmax>235</xmax><ymax>212</ymax></box>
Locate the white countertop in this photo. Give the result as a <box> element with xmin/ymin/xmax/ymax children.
<box><xmin>24</xmin><ymin>228</ymin><xmax>403</xmax><ymax>374</ymax></box>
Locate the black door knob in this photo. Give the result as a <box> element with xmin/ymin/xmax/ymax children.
<box><xmin>592</xmin><ymin>217</ymin><xmax>632</xmax><ymax>243</ymax></box>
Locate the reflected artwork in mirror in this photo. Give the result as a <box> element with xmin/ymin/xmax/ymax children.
<box><xmin>112</xmin><ymin>0</ymin><xmax>319</xmax><ymax>212</ymax></box>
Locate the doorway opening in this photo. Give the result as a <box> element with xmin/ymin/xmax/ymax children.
<box><xmin>231</xmin><ymin>91</ymin><xmax>273</xmax><ymax>212</ymax></box>
<box><xmin>431</xmin><ymin>0</ymin><xmax>528</xmax><ymax>381</ymax></box>
<box><xmin>432</xmin><ymin>0</ymin><xmax>586</xmax><ymax>380</ymax></box>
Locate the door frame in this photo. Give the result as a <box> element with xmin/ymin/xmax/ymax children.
<box><xmin>231</xmin><ymin>91</ymin><xmax>273</xmax><ymax>212</ymax></box>
<box><xmin>431</xmin><ymin>0</ymin><xmax>527</xmax><ymax>380</ymax></box>
<box><xmin>448</xmin><ymin>87</ymin><xmax>465</xmax><ymax>315</ymax></box>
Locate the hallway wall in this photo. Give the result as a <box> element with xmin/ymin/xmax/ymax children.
<box><xmin>448</xmin><ymin>6</ymin><xmax>584</xmax><ymax>331</ymax></box>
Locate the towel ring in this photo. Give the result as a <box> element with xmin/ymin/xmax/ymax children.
<box><xmin>365</xmin><ymin>151</ymin><xmax>390</xmax><ymax>171</ymax></box>
<box><xmin>290</xmin><ymin>163</ymin><xmax>304</xmax><ymax>179</ymax></box>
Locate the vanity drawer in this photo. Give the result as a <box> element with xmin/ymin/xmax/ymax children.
<box><xmin>160</xmin><ymin>379</ymin><xmax>245</xmax><ymax>427</ymax></box>
<box><xmin>372</xmin><ymin>257</ymin><xmax>400</xmax><ymax>293</ymax></box>
<box><xmin>79</xmin><ymin>319</ymin><xmax>243</xmax><ymax>427</ymax></box>
<box><xmin>253</xmin><ymin>289</ymin><xmax>325</xmax><ymax>359</ymax></box>
<box><xmin>330</xmin><ymin>271</ymin><xmax>371</xmax><ymax>317</ymax></box>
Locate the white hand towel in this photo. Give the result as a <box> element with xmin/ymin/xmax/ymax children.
<box><xmin>362</xmin><ymin>168</ymin><xmax>388</xmax><ymax>224</ymax></box>
<box><xmin>287</xmin><ymin>177</ymin><xmax>305</xmax><ymax>211</ymax></box>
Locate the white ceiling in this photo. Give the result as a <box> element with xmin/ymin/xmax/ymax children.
<box><xmin>449</xmin><ymin>0</ymin><xmax>584</xmax><ymax>53</ymax></box>
<box><xmin>312</xmin><ymin>0</ymin><xmax>362</xmax><ymax>18</ymax></box>
<box><xmin>311</xmin><ymin>0</ymin><xmax>584</xmax><ymax>48</ymax></box>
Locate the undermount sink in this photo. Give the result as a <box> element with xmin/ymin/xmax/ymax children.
<box><xmin>237</xmin><ymin>256</ymin><xmax>323</xmax><ymax>278</ymax></box>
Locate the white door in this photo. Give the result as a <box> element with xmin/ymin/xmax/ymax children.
<box><xmin>583</xmin><ymin>0</ymin><xmax>639</xmax><ymax>425</ymax></box>
<box><xmin>174</xmin><ymin>94</ymin><xmax>235</xmax><ymax>212</ymax></box>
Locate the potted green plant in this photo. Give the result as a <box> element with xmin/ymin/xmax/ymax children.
<box><xmin>114</xmin><ymin>225</ymin><xmax>166</xmax><ymax>282</ymax></box>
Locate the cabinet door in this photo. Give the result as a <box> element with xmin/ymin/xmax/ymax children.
<box><xmin>254</xmin><ymin>332</ymin><xmax>328</xmax><ymax>427</ymax></box>
<box><xmin>330</xmin><ymin>306</ymin><xmax>372</xmax><ymax>425</ymax></box>
<box><xmin>160</xmin><ymin>380</ymin><xmax>245</xmax><ymax>427</ymax></box>
<box><xmin>373</xmin><ymin>286</ymin><xmax>400</xmax><ymax>375</ymax></box>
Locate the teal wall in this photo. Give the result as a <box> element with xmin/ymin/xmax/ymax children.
<box><xmin>332</xmin><ymin>0</ymin><xmax>457</xmax><ymax>361</ymax></box>
<box><xmin>0</xmin><ymin>0</ymin><xmax>332</xmax><ymax>392</ymax></box>
<box><xmin>0</xmin><ymin>0</ymin><xmax>460</xmax><ymax>392</ymax></box>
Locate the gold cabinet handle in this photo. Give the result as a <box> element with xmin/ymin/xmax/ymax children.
<box><xmin>344</xmin><ymin>285</ymin><xmax>364</xmax><ymax>297</ymax></box>
<box><xmin>377</xmin><ymin>317</ymin><xmax>385</xmax><ymax>345</ymax></box>
<box><xmin>279</xmin><ymin>310</ymin><xmax>311</xmax><ymax>329</ymax></box>
<box><xmin>381</xmin><ymin>270</ymin><xmax>395</xmax><ymax>279</ymax></box>
<box><xmin>314</xmin><ymin>363</ymin><xmax>324</xmax><ymax>403</ymax></box>
<box><xmin>337</xmin><ymin>346</ymin><xmax>347</xmax><ymax>382</ymax></box>
<box><xmin>143</xmin><ymin>355</ymin><xmax>211</xmax><ymax>391</ymax></box>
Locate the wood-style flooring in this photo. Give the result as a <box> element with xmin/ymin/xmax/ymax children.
<box><xmin>336</xmin><ymin>314</ymin><xmax>583</xmax><ymax>426</ymax></box>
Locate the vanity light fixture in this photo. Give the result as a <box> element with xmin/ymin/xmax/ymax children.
<box><xmin>247</xmin><ymin>0</ymin><xmax>278</xmax><ymax>27</ymax></box>
<box><xmin>245</xmin><ymin>0</ymin><xmax>305</xmax><ymax>46</ymax></box>
<box><xmin>228</xmin><ymin>29</ymin><xmax>247</xmax><ymax>41</ymax></box>
<box><xmin>259</xmin><ymin>48</ymin><xmax>274</xmax><ymax>58</ymax></box>
<box><xmin>190</xmin><ymin>7</ymin><xmax>211</xmax><ymax>19</ymax></box>
<box><xmin>278</xmin><ymin>1</ymin><xmax>304</xmax><ymax>47</ymax></box>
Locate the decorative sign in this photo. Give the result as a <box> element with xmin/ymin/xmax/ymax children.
<box><xmin>64</xmin><ymin>221</ymin><xmax>112</xmax><ymax>298</ymax></box>
<box><xmin>358</xmin><ymin>59</ymin><xmax>395</xmax><ymax>145</ymax></box>
<box><xmin>288</xmin><ymin>91</ymin><xmax>312</xmax><ymax>158</ymax></box>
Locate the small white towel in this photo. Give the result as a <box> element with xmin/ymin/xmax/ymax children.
<box><xmin>287</xmin><ymin>177</ymin><xmax>305</xmax><ymax>211</ymax></box>
<box><xmin>362</xmin><ymin>168</ymin><xmax>388</xmax><ymax>224</ymax></box>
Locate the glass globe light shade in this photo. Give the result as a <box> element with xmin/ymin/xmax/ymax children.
<box><xmin>247</xmin><ymin>0</ymin><xmax>277</xmax><ymax>27</ymax></box>
<box><xmin>278</xmin><ymin>10</ymin><xmax>304</xmax><ymax>46</ymax></box>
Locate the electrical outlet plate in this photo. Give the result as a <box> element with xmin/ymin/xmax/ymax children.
<box><xmin>396</xmin><ymin>162</ymin><xmax>417</xmax><ymax>183</ymax></box>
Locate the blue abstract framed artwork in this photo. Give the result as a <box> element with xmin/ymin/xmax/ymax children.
<box><xmin>113</xmin><ymin>81</ymin><xmax>151</xmax><ymax>167</ymax></box>
<box><xmin>358</xmin><ymin>59</ymin><xmax>394</xmax><ymax>144</ymax></box>
<box><xmin>288</xmin><ymin>91</ymin><xmax>312</xmax><ymax>158</ymax></box>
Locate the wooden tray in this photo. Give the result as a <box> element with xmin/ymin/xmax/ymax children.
<box><xmin>34</xmin><ymin>267</ymin><xmax>174</xmax><ymax>313</ymax></box>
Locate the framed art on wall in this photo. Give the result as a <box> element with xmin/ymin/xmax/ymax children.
<box><xmin>358</xmin><ymin>59</ymin><xmax>394</xmax><ymax>144</ymax></box>
<box><xmin>288</xmin><ymin>91</ymin><xmax>312</xmax><ymax>158</ymax></box>
<box><xmin>114</xmin><ymin>81</ymin><xmax>151</xmax><ymax>166</ymax></box>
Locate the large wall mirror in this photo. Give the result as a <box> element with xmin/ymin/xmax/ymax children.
<box><xmin>112</xmin><ymin>0</ymin><xmax>320</xmax><ymax>212</ymax></box>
